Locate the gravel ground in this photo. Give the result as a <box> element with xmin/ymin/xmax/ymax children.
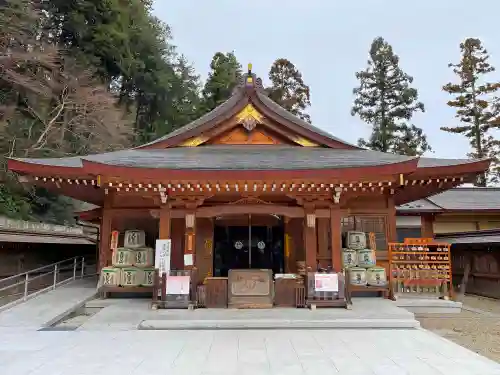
<box><xmin>417</xmin><ymin>295</ymin><xmax>500</xmax><ymax>363</ymax></box>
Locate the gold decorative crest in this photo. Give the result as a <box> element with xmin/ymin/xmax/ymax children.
<box><xmin>236</xmin><ymin>104</ymin><xmax>263</xmax><ymax>131</ymax></box>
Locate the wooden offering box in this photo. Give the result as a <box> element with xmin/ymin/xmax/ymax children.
<box><xmin>204</xmin><ymin>277</ymin><xmax>228</xmax><ymax>308</ymax></box>
<box><xmin>274</xmin><ymin>275</ymin><xmax>303</xmax><ymax>307</ymax></box>
<box><xmin>228</xmin><ymin>269</ymin><xmax>273</xmax><ymax>308</ymax></box>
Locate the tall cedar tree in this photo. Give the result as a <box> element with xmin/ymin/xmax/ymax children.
<box><xmin>441</xmin><ymin>38</ymin><xmax>500</xmax><ymax>186</ymax></box>
<box><xmin>267</xmin><ymin>59</ymin><xmax>312</xmax><ymax>123</ymax></box>
<box><xmin>201</xmin><ymin>52</ymin><xmax>242</xmax><ymax>113</ymax></box>
<box><xmin>352</xmin><ymin>37</ymin><xmax>430</xmax><ymax>156</ymax></box>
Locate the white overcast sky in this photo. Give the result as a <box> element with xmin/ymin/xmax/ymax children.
<box><xmin>152</xmin><ymin>0</ymin><xmax>500</xmax><ymax>159</ymax></box>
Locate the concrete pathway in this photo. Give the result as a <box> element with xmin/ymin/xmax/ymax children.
<box><xmin>1</xmin><ymin>328</ymin><xmax>500</xmax><ymax>375</ymax></box>
<box><xmin>0</xmin><ymin>277</ymin><xmax>97</xmax><ymax>330</ymax></box>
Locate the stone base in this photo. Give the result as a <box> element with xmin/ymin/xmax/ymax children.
<box><xmin>395</xmin><ymin>298</ymin><xmax>462</xmax><ymax>314</ymax></box>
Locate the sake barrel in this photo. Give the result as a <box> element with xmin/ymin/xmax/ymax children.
<box><xmin>342</xmin><ymin>248</ymin><xmax>357</xmax><ymax>268</ymax></box>
<box><xmin>366</xmin><ymin>266</ymin><xmax>387</xmax><ymax>286</ymax></box>
<box><xmin>349</xmin><ymin>267</ymin><xmax>367</xmax><ymax>286</ymax></box>
<box><xmin>120</xmin><ymin>267</ymin><xmax>142</xmax><ymax>287</ymax></box>
<box><xmin>133</xmin><ymin>247</ymin><xmax>154</xmax><ymax>267</ymax></box>
<box><xmin>345</xmin><ymin>231</ymin><xmax>367</xmax><ymax>250</ymax></box>
<box><xmin>112</xmin><ymin>247</ymin><xmax>133</xmax><ymax>267</ymax></box>
<box><xmin>357</xmin><ymin>248</ymin><xmax>376</xmax><ymax>268</ymax></box>
<box><xmin>123</xmin><ymin>229</ymin><xmax>146</xmax><ymax>248</ymax></box>
<box><xmin>141</xmin><ymin>268</ymin><xmax>155</xmax><ymax>286</ymax></box>
<box><xmin>101</xmin><ymin>267</ymin><xmax>120</xmax><ymax>286</ymax></box>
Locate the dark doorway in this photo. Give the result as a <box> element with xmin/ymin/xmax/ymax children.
<box><xmin>213</xmin><ymin>221</ymin><xmax>284</xmax><ymax>277</ymax></box>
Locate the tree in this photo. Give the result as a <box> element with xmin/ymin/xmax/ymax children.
<box><xmin>441</xmin><ymin>38</ymin><xmax>500</xmax><ymax>186</ymax></box>
<box><xmin>201</xmin><ymin>52</ymin><xmax>242</xmax><ymax>113</ymax></box>
<box><xmin>352</xmin><ymin>37</ymin><xmax>430</xmax><ymax>156</ymax></box>
<box><xmin>0</xmin><ymin>0</ymin><xmax>135</xmax><ymax>223</ymax></box>
<box><xmin>267</xmin><ymin>58</ymin><xmax>311</xmax><ymax>123</ymax></box>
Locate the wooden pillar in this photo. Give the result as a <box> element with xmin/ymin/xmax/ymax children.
<box><xmin>183</xmin><ymin>210</ymin><xmax>196</xmax><ymax>270</ymax></box>
<box><xmin>98</xmin><ymin>208</ymin><xmax>112</xmax><ymax>272</ymax></box>
<box><xmin>284</xmin><ymin>218</ymin><xmax>295</xmax><ymax>273</ymax></box>
<box><xmin>330</xmin><ymin>207</ymin><xmax>342</xmax><ymax>272</ymax></box>
<box><xmin>317</xmin><ymin>218</ymin><xmax>329</xmax><ymax>268</ymax></box>
<box><xmin>304</xmin><ymin>208</ymin><xmax>317</xmax><ymax>272</ymax></box>
<box><xmin>159</xmin><ymin>205</ymin><xmax>171</xmax><ymax>239</ymax></box>
<box><xmin>421</xmin><ymin>214</ymin><xmax>435</xmax><ymax>239</ymax></box>
<box><xmin>387</xmin><ymin>196</ymin><xmax>397</xmax><ymax>243</ymax></box>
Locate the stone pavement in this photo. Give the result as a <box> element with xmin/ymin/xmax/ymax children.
<box><xmin>0</xmin><ymin>277</ymin><xmax>97</xmax><ymax>330</ymax></box>
<box><xmin>1</xmin><ymin>328</ymin><xmax>500</xmax><ymax>375</ymax></box>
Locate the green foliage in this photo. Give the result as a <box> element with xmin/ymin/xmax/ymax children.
<box><xmin>266</xmin><ymin>58</ymin><xmax>311</xmax><ymax>123</ymax></box>
<box><xmin>441</xmin><ymin>38</ymin><xmax>500</xmax><ymax>186</ymax></box>
<box><xmin>201</xmin><ymin>52</ymin><xmax>242</xmax><ymax>113</ymax></box>
<box><xmin>352</xmin><ymin>37</ymin><xmax>430</xmax><ymax>156</ymax></box>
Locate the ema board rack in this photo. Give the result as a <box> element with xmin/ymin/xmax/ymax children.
<box><xmin>388</xmin><ymin>238</ymin><xmax>452</xmax><ymax>298</ymax></box>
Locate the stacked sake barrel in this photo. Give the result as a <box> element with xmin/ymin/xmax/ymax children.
<box><xmin>342</xmin><ymin>231</ymin><xmax>387</xmax><ymax>287</ymax></box>
<box><xmin>101</xmin><ymin>230</ymin><xmax>155</xmax><ymax>288</ymax></box>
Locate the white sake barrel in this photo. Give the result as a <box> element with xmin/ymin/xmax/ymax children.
<box><xmin>123</xmin><ymin>230</ymin><xmax>146</xmax><ymax>248</ymax></box>
<box><xmin>101</xmin><ymin>267</ymin><xmax>120</xmax><ymax>286</ymax></box>
<box><xmin>346</xmin><ymin>231</ymin><xmax>367</xmax><ymax>250</ymax></box>
<box><xmin>133</xmin><ymin>247</ymin><xmax>154</xmax><ymax>267</ymax></box>
<box><xmin>366</xmin><ymin>266</ymin><xmax>387</xmax><ymax>286</ymax></box>
<box><xmin>342</xmin><ymin>248</ymin><xmax>357</xmax><ymax>268</ymax></box>
<box><xmin>141</xmin><ymin>268</ymin><xmax>155</xmax><ymax>286</ymax></box>
<box><xmin>349</xmin><ymin>267</ymin><xmax>367</xmax><ymax>286</ymax></box>
<box><xmin>112</xmin><ymin>247</ymin><xmax>133</xmax><ymax>267</ymax></box>
<box><xmin>120</xmin><ymin>267</ymin><xmax>142</xmax><ymax>287</ymax></box>
<box><xmin>357</xmin><ymin>249</ymin><xmax>376</xmax><ymax>268</ymax></box>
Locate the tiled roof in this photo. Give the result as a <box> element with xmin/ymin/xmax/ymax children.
<box><xmin>397</xmin><ymin>187</ymin><xmax>500</xmax><ymax>212</ymax></box>
<box><xmin>15</xmin><ymin>146</ymin><xmax>415</xmax><ymax>170</ymax></box>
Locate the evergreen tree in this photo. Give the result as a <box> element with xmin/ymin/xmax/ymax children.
<box><xmin>201</xmin><ymin>52</ymin><xmax>242</xmax><ymax>112</ymax></box>
<box><xmin>352</xmin><ymin>37</ymin><xmax>430</xmax><ymax>156</ymax></box>
<box><xmin>267</xmin><ymin>58</ymin><xmax>312</xmax><ymax>123</ymax></box>
<box><xmin>441</xmin><ymin>38</ymin><xmax>500</xmax><ymax>186</ymax></box>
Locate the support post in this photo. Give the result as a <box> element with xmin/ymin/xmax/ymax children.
<box><xmin>330</xmin><ymin>207</ymin><xmax>342</xmax><ymax>272</ymax></box>
<box><xmin>304</xmin><ymin>206</ymin><xmax>317</xmax><ymax>272</ymax></box>
<box><xmin>23</xmin><ymin>273</ymin><xmax>28</xmax><ymax>301</ymax></box>
<box><xmin>159</xmin><ymin>205</ymin><xmax>171</xmax><ymax>239</ymax></box>
<box><xmin>81</xmin><ymin>257</ymin><xmax>85</xmax><ymax>278</ymax></box>
<box><xmin>53</xmin><ymin>264</ymin><xmax>58</xmax><ymax>289</ymax></box>
<box><xmin>386</xmin><ymin>196</ymin><xmax>397</xmax><ymax>243</ymax></box>
<box><xmin>73</xmin><ymin>258</ymin><xmax>77</xmax><ymax>280</ymax></box>
<box><xmin>421</xmin><ymin>214</ymin><xmax>435</xmax><ymax>239</ymax></box>
<box><xmin>98</xmin><ymin>208</ymin><xmax>112</xmax><ymax>272</ymax></box>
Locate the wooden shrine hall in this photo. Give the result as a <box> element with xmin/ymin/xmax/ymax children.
<box><xmin>8</xmin><ymin>65</ymin><xmax>490</xmax><ymax>307</ymax></box>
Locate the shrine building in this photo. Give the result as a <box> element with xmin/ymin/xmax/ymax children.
<box><xmin>7</xmin><ymin>66</ymin><xmax>490</xmax><ymax>285</ymax></box>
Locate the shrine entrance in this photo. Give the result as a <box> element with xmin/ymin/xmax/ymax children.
<box><xmin>213</xmin><ymin>214</ymin><xmax>284</xmax><ymax>277</ymax></box>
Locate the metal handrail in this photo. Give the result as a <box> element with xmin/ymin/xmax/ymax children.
<box><xmin>0</xmin><ymin>256</ymin><xmax>87</xmax><ymax>311</ymax></box>
<box><xmin>0</xmin><ymin>256</ymin><xmax>84</xmax><ymax>283</ymax></box>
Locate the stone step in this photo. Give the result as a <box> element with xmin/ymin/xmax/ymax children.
<box><xmin>138</xmin><ymin>318</ymin><xmax>420</xmax><ymax>330</ymax></box>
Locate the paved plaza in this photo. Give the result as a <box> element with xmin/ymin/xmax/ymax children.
<box><xmin>1</xmin><ymin>282</ymin><xmax>500</xmax><ymax>374</ymax></box>
<box><xmin>2</xmin><ymin>328</ymin><xmax>500</xmax><ymax>375</ymax></box>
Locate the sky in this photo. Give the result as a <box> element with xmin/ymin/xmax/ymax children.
<box><xmin>152</xmin><ymin>0</ymin><xmax>500</xmax><ymax>159</ymax></box>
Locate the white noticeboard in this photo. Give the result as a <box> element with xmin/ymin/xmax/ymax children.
<box><xmin>155</xmin><ymin>239</ymin><xmax>171</xmax><ymax>276</ymax></box>
<box><xmin>314</xmin><ymin>273</ymin><xmax>339</xmax><ymax>292</ymax></box>
<box><xmin>166</xmin><ymin>275</ymin><xmax>190</xmax><ymax>295</ymax></box>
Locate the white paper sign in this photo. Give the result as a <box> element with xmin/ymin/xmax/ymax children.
<box><xmin>183</xmin><ymin>254</ymin><xmax>194</xmax><ymax>266</ymax></box>
<box><xmin>314</xmin><ymin>273</ymin><xmax>339</xmax><ymax>292</ymax></box>
<box><xmin>166</xmin><ymin>275</ymin><xmax>190</xmax><ymax>295</ymax></box>
<box><xmin>155</xmin><ymin>239</ymin><xmax>171</xmax><ymax>276</ymax></box>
